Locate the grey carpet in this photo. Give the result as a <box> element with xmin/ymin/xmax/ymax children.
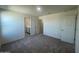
<box><xmin>1</xmin><ymin>34</ymin><xmax>74</xmax><ymax>53</ymax></box>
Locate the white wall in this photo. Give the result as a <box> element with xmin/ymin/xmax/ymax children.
<box><xmin>40</xmin><ymin>15</ymin><xmax>61</xmax><ymax>39</ymax></box>
<box><xmin>0</xmin><ymin>12</ymin><xmax>1</xmax><ymax>46</ymax></box>
<box><xmin>39</xmin><ymin>9</ymin><xmax>76</xmax><ymax>43</ymax></box>
<box><xmin>75</xmin><ymin>7</ymin><xmax>79</xmax><ymax>53</ymax></box>
<box><xmin>0</xmin><ymin>11</ymin><xmax>25</xmax><ymax>44</ymax></box>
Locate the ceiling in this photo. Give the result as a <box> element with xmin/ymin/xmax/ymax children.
<box><xmin>0</xmin><ymin>5</ymin><xmax>77</xmax><ymax>16</ymax></box>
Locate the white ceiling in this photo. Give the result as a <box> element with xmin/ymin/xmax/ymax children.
<box><xmin>0</xmin><ymin>5</ymin><xmax>77</xmax><ymax>16</ymax></box>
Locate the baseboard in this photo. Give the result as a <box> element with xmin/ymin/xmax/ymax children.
<box><xmin>43</xmin><ymin>34</ymin><xmax>61</xmax><ymax>40</ymax></box>
<box><xmin>61</xmin><ymin>40</ymin><xmax>74</xmax><ymax>45</ymax></box>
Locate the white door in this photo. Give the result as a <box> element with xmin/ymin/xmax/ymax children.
<box><xmin>61</xmin><ymin>16</ymin><xmax>76</xmax><ymax>43</ymax></box>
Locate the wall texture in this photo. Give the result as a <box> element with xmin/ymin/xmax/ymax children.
<box><xmin>1</xmin><ymin>11</ymin><xmax>25</xmax><ymax>44</ymax></box>
<box><xmin>39</xmin><ymin>9</ymin><xmax>76</xmax><ymax>43</ymax></box>
<box><xmin>75</xmin><ymin>7</ymin><xmax>79</xmax><ymax>53</ymax></box>
<box><xmin>0</xmin><ymin>12</ymin><xmax>1</xmax><ymax>46</ymax></box>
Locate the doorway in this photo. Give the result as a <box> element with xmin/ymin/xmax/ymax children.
<box><xmin>24</xmin><ymin>16</ymin><xmax>31</xmax><ymax>35</ymax></box>
<box><xmin>38</xmin><ymin>19</ymin><xmax>43</xmax><ymax>34</ymax></box>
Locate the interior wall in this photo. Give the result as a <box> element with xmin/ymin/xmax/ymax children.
<box><xmin>40</xmin><ymin>14</ymin><xmax>61</xmax><ymax>39</ymax></box>
<box><xmin>0</xmin><ymin>11</ymin><xmax>1</xmax><ymax>46</ymax></box>
<box><xmin>75</xmin><ymin>7</ymin><xmax>79</xmax><ymax>53</ymax></box>
<box><xmin>39</xmin><ymin>9</ymin><xmax>76</xmax><ymax>43</ymax></box>
<box><xmin>0</xmin><ymin>10</ymin><xmax>25</xmax><ymax>44</ymax></box>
